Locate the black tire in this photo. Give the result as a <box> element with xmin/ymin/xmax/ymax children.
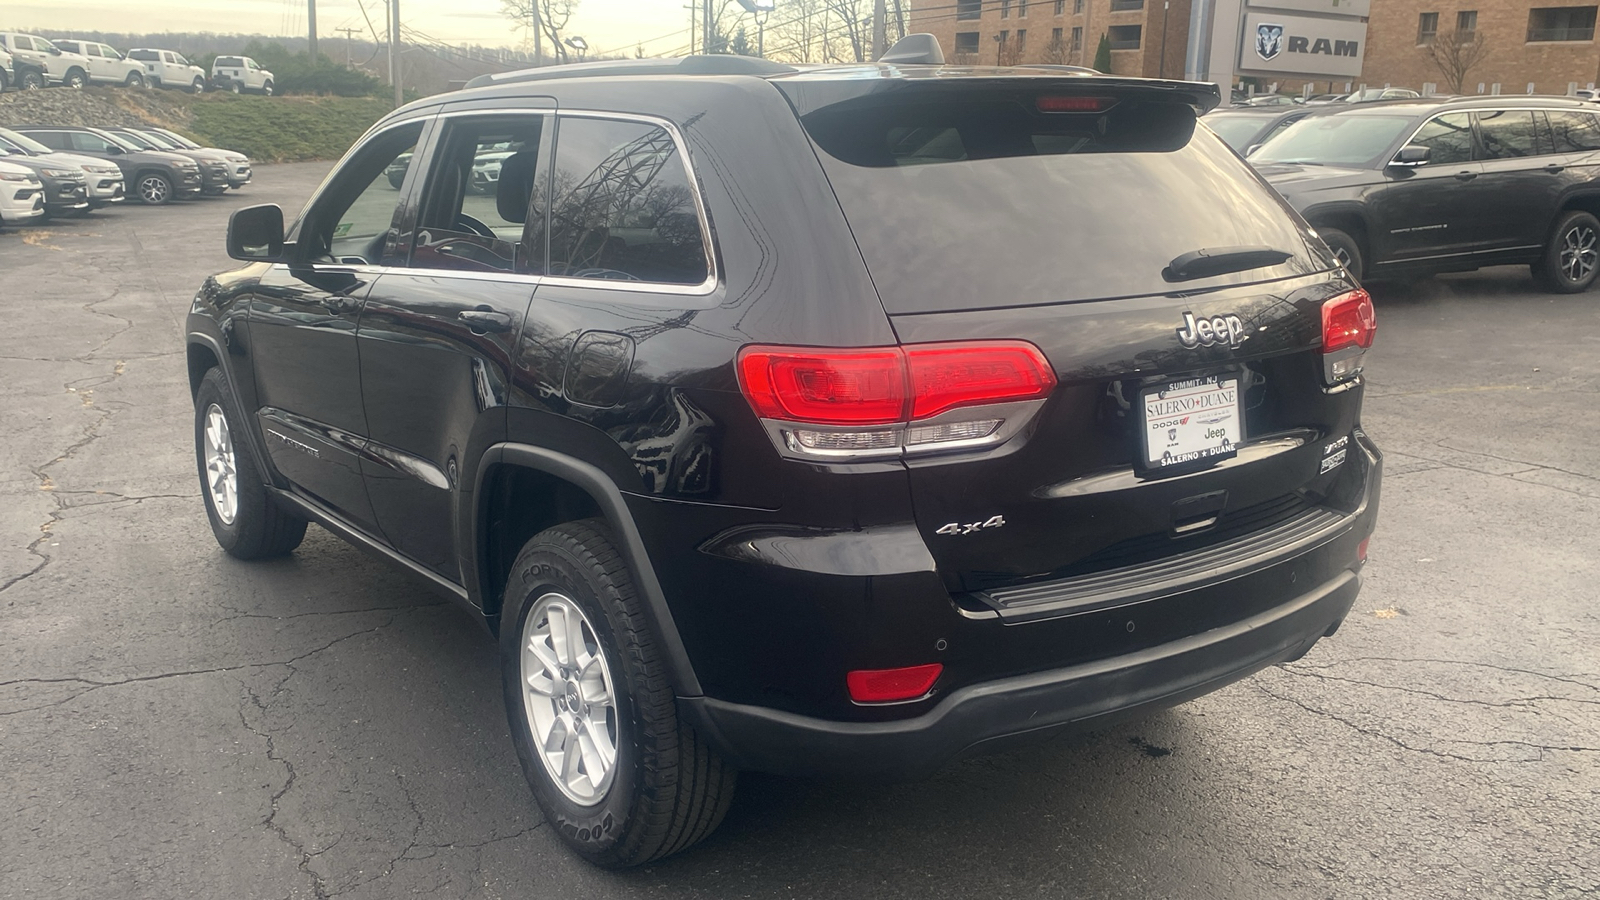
<box><xmin>125</xmin><ymin>72</ymin><xmax>145</xmax><ymax>89</ymax></box>
<box><xmin>190</xmin><ymin>77</ymin><xmax>205</xmax><ymax>94</ymax></box>
<box><xmin>193</xmin><ymin>368</ymin><xmax>307</xmax><ymax>559</ymax></box>
<box><xmin>20</xmin><ymin>69</ymin><xmax>45</xmax><ymax>91</ymax></box>
<box><xmin>262</xmin><ymin>80</ymin><xmax>274</xmax><ymax>97</ymax></box>
<box><xmin>500</xmin><ymin>519</ymin><xmax>736</xmax><ymax>868</ymax></box>
<box><xmin>229</xmin><ymin>81</ymin><xmax>241</xmax><ymax>94</ymax></box>
<box><xmin>135</xmin><ymin>171</ymin><xmax>172</xmax><ymax>205</ymax></box>
<box><xmin>1533</xmin><ymin>210</ymin><xmax>1600</xmax><ymax>294</ymax></box>
<box><xmin>0</xmin><ymin>69</ymin><xmax>9</xmax><ymax>93</ymax></box>
<box><xmin>1318</xmin><ymin>227</ymin><xmax>1364</xmax><ymax>281</ymax></box>
<box><xmin>63</xmin><ymin>68</ymin><xmax>87</xmax><ymax>89</ymax></box>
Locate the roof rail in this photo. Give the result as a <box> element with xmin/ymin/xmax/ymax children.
<box><xmin>464</xmin><ymin>55</ymin><xmax>796</xmax><ymax>90</ymax></box>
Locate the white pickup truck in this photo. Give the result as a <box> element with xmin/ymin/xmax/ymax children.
<box><xmin>0</xmin><ymin>33</ymin><xmax>91</xmax><ymax>89</ymax></box>
<box><xmin>50</xmin><ymin>40</ymin><xmax>148</xmax><ymax>88</ymax></box>
<box><xmin>127</xmin><ymin>48</ymin><xmax>207</xmax><ymax>93</ymax></box>
<box><xmin>210</xmin><ymin>56</ymin><xmax>274</xmax><ymax>95</ymax></box>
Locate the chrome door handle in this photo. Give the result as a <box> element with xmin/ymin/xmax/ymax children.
<box><xmin>1454</xmin><ymin>170</ymin><xmax>1477</xmax><ymax>181</ymax></box>
<box><xmin>1545</xmin><ymin>163</ymin><xmax>1566</xmax><ymax>174</ymax></box>
<box><xmin>459</xmin><ymin>308</ymin><xmax>513</xmax><ymax>334</ymax></box>
<box><xmin>321</xmin><ymin>296</ymin><xmax>359</xmax><ymax>314</ymax></box>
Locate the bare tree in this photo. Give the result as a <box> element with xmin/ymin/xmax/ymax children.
<box><xmin>766</xmin><ymin>0</ymin><xmax>829</xmax><ymax>62</ymax></box>
<box><xmin>998</xmin><ymin>36</ymin><xmax>1024</xmax><ymax>66</ymax></box>
<box><xmin>1424</xmin><ymin>29</ymin><xmax>1491</xmax><ymax>94</ymax></box>
<box><xmin>1042</xmin><ymin>36</ymin><xmax>1068</xmax><ymax>65</ymax></box>
<box><xmin>501</xmin><ymin>0</ymin><xmax>579</xmax><ymax>64</ymax></box>
<box><xmin>823</xmin><ymin>0</ymin><xmax>870</xmax><ymax>62</ymax></box>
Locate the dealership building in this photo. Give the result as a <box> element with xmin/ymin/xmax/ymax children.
<box><xmin>908</xmin><ymin>0</ymin><xmax>1600</xmax><ymax>95</ymax></box>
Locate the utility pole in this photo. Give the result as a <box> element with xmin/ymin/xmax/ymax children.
<box><xmin>872</xmin><ymin>0</ymin><xmax>887</xmax><ymax>59</ymax></box>
<box><xmin>336</xmin><ymin>26</ymin><xmax>359</xmax><ymax>66</ymax></box>
<box><xmin>1158</xmin><ymin>0</ymin><xmax>1169</xmax><ymax>78</ymax></box>
<box><xmin>389</xmin><ymin>0</ymin><xmax>402</xmax><ymax>106</ymax></box>
<box><xmin>685</xmin><ymin>1</ymin><xmax>696</xmax><ymax>54</ymax></box>
<box><xmin>704</xmin><ymin>0</ymin><xmax>714</xmax><ymax>55</ymax></box>
<box><xmin>308</xmin><ymin>0</ymin><xmax>318</xmax><ymax>61</ymax></box>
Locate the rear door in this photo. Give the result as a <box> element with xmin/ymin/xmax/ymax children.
<box><xmin>786</xmin><ymin>81</ymin><xmax>1363</xmax><ymax>594</ymax></box>
<box><xmin>1473</xmin><ymin>109</ymin><xmax>1561</xmax><ymax>253</ymax></box>
<box><xmin>355</xmin><ymin>108</ymin><xmax>550</xmax><ymax>579</ymax></box>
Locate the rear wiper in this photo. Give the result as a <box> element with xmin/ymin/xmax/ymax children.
<box><xmin>1163</xmin><ymin>245</ymin><xmax>1294</xmax><ymax>283</ymax></box>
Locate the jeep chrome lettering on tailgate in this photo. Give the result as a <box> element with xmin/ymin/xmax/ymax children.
<box><xmin>1176</xmin><ymin>312</ymin><xmax>1247</xmax><ymax>350</ymax></box>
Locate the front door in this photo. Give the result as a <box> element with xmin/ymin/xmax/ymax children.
<box><xmin>246</xmin><ymin>119</ymin><xmax>426</xmax><ymax>534</ymax></box>
<box><xmin>1370</xmin><ymin>112</ymin><xmax>1488</xmax><ymax>266</ymax></box>
<box><xmin>357</xmin><ymin>111</ymin><xmax>550</xmax><ymax>579</ymax></box>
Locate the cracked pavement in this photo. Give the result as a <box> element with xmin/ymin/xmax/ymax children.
<box><xmin>2</xmin><ymin>163</ymin><xmax>1597</xmax><ymax>899</ymax></box>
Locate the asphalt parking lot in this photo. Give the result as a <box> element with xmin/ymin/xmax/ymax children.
<box><xmin>2</xmin><ymin>163</ymin><xmax>1597</xmax><ymax>900</ymax></box>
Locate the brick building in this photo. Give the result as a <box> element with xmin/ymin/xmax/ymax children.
<box><xmin>908</xmin><ymin>0</ymin><xmax>1192</xmax><ymax>78</ymax></box>
<box><xmin>1363</xmin><ymin>2</ymin><xmax>1600</xmax><ymax>94</ymax></box>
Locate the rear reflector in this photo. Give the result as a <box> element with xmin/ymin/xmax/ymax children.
<box><xmin>1037</xmin><ymin>95</ymin><xmax>1117</xmax><ymax>113</ymax></box>
<box><xmin>1357</xmin><ymin>536</ymin><xmax>1370</xmax><ymax>563</ymax></box>
<box><xmin>847</xmin><ymin>663</ymin><xmax>943</xmax><ymax>703</ymax></box>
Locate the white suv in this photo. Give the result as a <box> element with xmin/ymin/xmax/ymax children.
<box><xmin>0</xmin><ymin>159</ymin><xmax>46</xmax><ymax>228</ymax></box>
<box><xmin>0</xmin><ymin>33</ymin><xmax>90</xmax><ymax>89</ymax></box>
<box><xmin>127</xmin><ymin>48</ymin><xmax>207</xmax><ymax>93</ymax></box>
<box><xmin>50</xmin><ymin>40</ymin><xmax>147</xmax><ymax>88</ymax></box>
<box><xmin>210</xmin><ymin>56</ymin><xmax>274</xmax><ymax>95</ymax></box>
<box><xmin>0</xmin><ymin>45</ymin><xmax>13</xmax><ymax>92</ymax></box>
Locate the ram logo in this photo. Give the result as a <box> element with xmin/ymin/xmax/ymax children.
<box><xmin>1255</xmin><ymin>23</ymin><xmax>1285</xmax><ymax>61</ymax></box>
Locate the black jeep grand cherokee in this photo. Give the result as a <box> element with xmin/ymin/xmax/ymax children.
<box><xmin>187</xmin><ymin>43</ymin><xmax>1381</xmax><ymax>866</ymax></box>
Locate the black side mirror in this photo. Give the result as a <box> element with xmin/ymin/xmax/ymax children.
<box><xmin>49</xmin><ymin>46</ymin><xmax>62</xmax><ymax>56</ymax></box>
<box><xmin>1390</xmin><ymin>145</ymin><xmax>1432</xmax><ymax>168</ymax></box>
<box><xmin>228</xmin><ymin>204</ymin><xmax>286</xmax><ymax>262</ymax></box>
<box><xmin>104</xmin><ymin>145</ymin><xmax>124</xmax><ymax>155</ymax></box>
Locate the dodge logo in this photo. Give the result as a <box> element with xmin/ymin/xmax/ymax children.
<box><xmin>1176</xmin><ymin>311</ymin><xmax>1248</xmax><ymax>349</ymax></box>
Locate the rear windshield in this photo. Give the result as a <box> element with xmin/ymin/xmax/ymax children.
<box><xmin>215</xmin><ymin>56</ymin><xmax>243</xmax><ymax>67</ymax></box>
<box><xmin>128</xmin><ymin>49</ymin><xmax>158</xmax><ymax>61</ymax></box>
<box><xmin>794</xmin><ymin>90</ymin><xmax>1317</xmax><ymax>312</ymax></box>
<box><xmin>1251</xmin><ymin>113</ymin><xmax>1416</xmax><ymax>167</ymax></box>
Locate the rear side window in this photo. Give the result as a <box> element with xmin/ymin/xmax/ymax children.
<box><xmin>129</xmin><ymin>49</ymin><xmax>157</xmax><ymax>61</ymax></box>
<box><xmin>1409</xmin><ymin>113</ymin><xmax>1474</xmax><ymax>165</ymax></box>
<box><xmin>1546</xmin><ymin>110</ymin><xmax>1600</xmax><ymax>152</ymax></box>
<box><xmin>791</xmin><ymin>89</ymin><xmax>1315</xmax><ymax>311</ymax></box>
<box><xmin>1475</xmin><ymin>110</ymin><xmax>1540</xmax><ymax>159</ymax></box>
<box><xmin>540</xmin><ymin>117</ymin><xmax>709</xmax><ymax>286</ymax></box>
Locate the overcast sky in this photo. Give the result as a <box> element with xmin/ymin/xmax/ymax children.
<box><xmin>5</xmin><ymin>0</ymin><xmax>697</xmax><ymax>59</ymax></box>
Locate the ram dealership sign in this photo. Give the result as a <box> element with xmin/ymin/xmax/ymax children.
<box><xmin>1240</xmin><ymin>10</ymin><xmax>1367</xmax><ymax>78</ymax></box>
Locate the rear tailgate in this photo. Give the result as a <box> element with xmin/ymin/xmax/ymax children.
<box><xmin>781</xmin><ymin>76</ymin><xmax>1366</xmax><ymax>601</ymax></box>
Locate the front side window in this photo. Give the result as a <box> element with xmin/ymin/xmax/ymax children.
<box><xmin>410</xmin><ymin>115</ymin><xmax>546</xmax><ymax>274</ymax></box>
<box><xmin>297</xmin><ymin>122</ymin><xmax>422</xmax><ymax>265</ymax></box>
<box><xmin>1475</xmin><ymin>110</ymin><xmax>1540</xmax><ymax>158</ymax></box>
<box><xmin>69</xmin><ymin>131</ymin><xmax>118</xmax><ymax>153</ymax></box>
<box><xmin>1409</xmin><ymin>113</ymin><xmax>1475</xmax><ymax>165</ymax></box>
<box><xmin>541</xmin><ymin>117</ymin><xmax>709</xmax><ymax>286</ymax></box>
<box><xmin>1252</xmin><ymin>114</ymin><xmax>1417</xmax><ymax>167</ymax></box>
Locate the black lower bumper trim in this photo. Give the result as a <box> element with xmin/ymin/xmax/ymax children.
<box><xmin>680</xmin><ymin>568</ymin><xmax>1360</xmax><ymax>779</ymax></box>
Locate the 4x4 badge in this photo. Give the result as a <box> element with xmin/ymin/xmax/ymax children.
<box><xmin>936</xmin><ymin>515</ymin><xmax>1006</xmax><ymax>536</ymax></box>
<box><xmin>1176</xmin><ymin>311</ymin><xmax>1247</xmax><ymax>350</ymax></box>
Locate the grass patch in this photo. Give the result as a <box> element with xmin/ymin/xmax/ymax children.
<box><xmin>184</xmin><ymin>93</ymin><xmax>394</xmax><ymax>162</ymax></box>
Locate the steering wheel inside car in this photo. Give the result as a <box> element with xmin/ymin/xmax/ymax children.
<box><xmin>456</xmin><ymin>214</ymin><xmax>496</xmax><ymax>238</ymax></box>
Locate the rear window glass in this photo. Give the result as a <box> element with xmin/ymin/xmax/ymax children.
<box><xmin>215</xmin><ymin>56</ymin><xmax>243</xmax><ymax>67</ymax></box>
<box><xmin>792</xmin><ymin>90</ymin><xmax>1316</xmax><ymax>312</ymax></box>
<box><xmin>129</xmin><ymin>49</ymin><xmax>158</xmax><ymax>60</ymax></box>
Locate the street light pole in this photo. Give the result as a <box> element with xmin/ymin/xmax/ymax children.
<box><xmin>308</xmin><ymin>0</ymin><xmax>319</xmax><ymax>61</ymax></box>
<box><xmin>1159</xmin><ymin>0</ymin><xmax>1169</xmax><ymax>78</ymax></box>
<box><xmin>389</xmin><ymin>0</ymin><xmax>402</xmax><ymax>107</ymax></box>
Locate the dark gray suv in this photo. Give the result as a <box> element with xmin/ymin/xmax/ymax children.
<box><xmin>18</xmin><ymin>125</ymin><xmax>202</xmax><ymax>204</ymax></box>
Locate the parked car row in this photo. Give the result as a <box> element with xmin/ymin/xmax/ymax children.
<box><xmin>1207</xmin><ymin>95</ymin><xmax>1600</xmax><ymax>293</ymax></box>
<box><xmin>0</xmin><ymin>32</ymin><xmax>272</xmax><ymax>94</ymax></box>
<box><xmin>0</xmin><ymin>123</ymin><xmax>251</xmax><ymax>230</ymax></box>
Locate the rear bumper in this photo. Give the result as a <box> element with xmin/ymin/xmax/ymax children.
<box><xmin>682</xmin><ymin>566</ymin><xmax>1361</xmax><ymax>779</ymax></box>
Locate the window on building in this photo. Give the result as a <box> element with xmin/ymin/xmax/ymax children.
<box><xmin>1528</xmin><ymin>6</ymin><xmax>1598</xmax><ymax>42</ymax></box>
<box><xmin>1475</xmin><ymin>110</ymin><xmax>1540</xmax><ymax>158</ymax></box>
<box><xmin>1457</xmin><ymin>10</ymin><xmax>1478</xmax><ymax>38</ymax></box>
<box><xmin>1071</xmin><ymin>25</ymin><xmax>1083</xmax><ymax>50</ymax></box>
<box><xmin>1054</xmin><ymin>0</ymin><xmax>1065</xmax><ymax>14</ymax></box>
<box><xmin>1018</xmin><ymin>27</ymin><xmax>1027</xmax><ymax>47</ymax></box>
<box><xmin>1019</xmin><ymin>0</ymin><xmax>1028</xmax><ymax>17</ymax></box>
<box><xmin>957</xmin><ymin>0</ymin><xmax>981</xmax><ymax>20</ymax></box>
<box><xmin>954</xmin><ymin>31</ymin><xmax>981</xmax><ymax>54</ymax></box>
<box><xmin>1001</xmin><ymin>0</ymin><xmax>1010</xmax><ymax>18</ymax></box>
<box><xmin>1107</xmin><ymin>24</ymin><xmax>1142</xmax><ymax>49</ymax></box>
<box><xmin>1074</xmin><ymin>0</ymin><xmax>1084</xmax><ymax>13</ymax></box>
<box><xmin>1051</xmin><ymin>26</ymin><xmax>1063</xmax><ymax>46</ymax></box>
<box><xmin>1110</xmin><ymin>0</ymin><xmax>1144</xmax><ymax>10</ymax></box>
<box><xmin>1410</xmin><ymin>113</ymin><xmax>1475</xmax><ymax>165</ymax></box>
<box><xmin>1417</xmin><ymin>12</ymin><xmax>1439</xmax><ymax>44</ymax></box>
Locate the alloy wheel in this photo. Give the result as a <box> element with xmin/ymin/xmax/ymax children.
<box><xmin>139</xmin><ymin>176</ymin><xmax>169</xmax><ymax>203</ymax></box>
<box><xmin>520</xmin><ymin>592</ymin><xmax>619</xmax><ymax>806</ymax></box>
<box><xmin>202</xmin><ymin>404</ymin><xmax>238</xmax><ymax>525</ymax></box>
<box><xmin>1560</xmin><ymin>224</ymin><xmax>1597</xmax><ymax>284</ymax></box>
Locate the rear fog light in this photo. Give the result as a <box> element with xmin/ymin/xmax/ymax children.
<box><xmin>847</xmin><ymin>664</ymin><xmax>944</xmax><ymax>703</ymax></box>
<box><xmin>1357</xmin><ymin>536</ymin><xmax>1370</xmax><ymax>564</ymax></box>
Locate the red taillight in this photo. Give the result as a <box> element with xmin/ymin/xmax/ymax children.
<box><xmin>1322</xmin><ymin>289</ymin><xmax>1376</xmax><ymax>354</ymax></box>
<box><xmin>1037</xmin><ymin>95</ymin><xmax>1116</xmax><ymax>113</ymax></box>
<box><xmin>736</xmin><ymin>342</ymin><xmax>1055</xmax><ymax>426</ymax></box>
<box><xmin>906</xmin><ymin>342</ymin><xmax>1057</xmax><ymax>419</ymax></box>
<box><xmin>1357</xmin><ymin>536</ymin><xmax>1370</xmax><ymax>563</ymax></box>
<box><xmin>847</xmin><ymin>663</ymin><xmax>943</xmax><ymax>703</ymax></box>
<box><xmin>737</xmin><ymin>347</ymin><xmax>906</xmax><ymax>425</ymax></box>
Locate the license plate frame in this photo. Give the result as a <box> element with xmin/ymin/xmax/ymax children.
<box><xmin>1138</xmin><ymin>374</ymin><xmax>1243</xmax><ymax>473</ymax></box>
